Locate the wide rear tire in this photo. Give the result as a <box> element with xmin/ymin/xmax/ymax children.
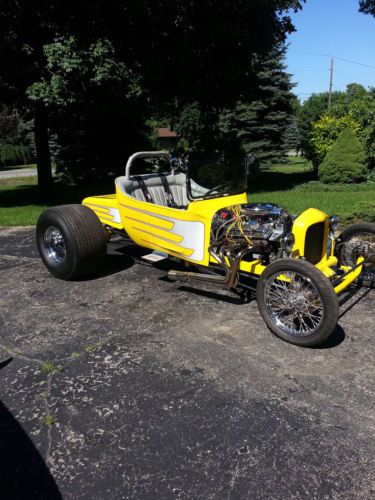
<box><xmin>256</xmin><ymin>258</ymin><xmax>339</xmax><ymax>347</ymax></box>
<box><xmin>36</xmin><ymin>204</ymin><xmax>107</xmax><ymax>280</ymax></box>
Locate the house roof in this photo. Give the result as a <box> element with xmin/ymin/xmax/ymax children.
<box><xmin>158</xmin><ymin>128</ymin><xmax>178</xmax><ymax>138</ymax></box>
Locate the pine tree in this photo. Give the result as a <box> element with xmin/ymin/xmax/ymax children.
<box><xmin>219</xmin><ymin>45</ymin><xmax>296</xmax><ymax>164</ymax></box>
<box><xmin>319</xmin><ymin>128</ymin><xmax>368</xmax><ymax>183</ymax></box>
<box><xmin>284</xmin><ymin>118</ymin><xmax>301</xmax><ymax>153</ymax></box>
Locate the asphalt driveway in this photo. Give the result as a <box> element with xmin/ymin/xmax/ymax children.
<box><xmin>1</xmin><ymin>226</ymin><xmax>375</xmax><ymax>499</ymax></box>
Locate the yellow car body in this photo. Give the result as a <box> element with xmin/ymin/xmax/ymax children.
<box><xmin>36</xmin><ymin>151</ymin><xmax>374</xmax><ymax>347</ymax></box>
<box><xmin>82</xmin><ymin>171</ymin><xmax>362</xmax><ymax>297</ymax></box>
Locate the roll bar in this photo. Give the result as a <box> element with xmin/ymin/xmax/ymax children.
<box><xmin>124</xmin><ymin>151</ymin><xmax>172</xmax><ymax>180</ymax></box>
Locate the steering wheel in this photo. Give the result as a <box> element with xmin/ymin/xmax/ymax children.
<box><xmin>204</xmin><ymin>183</ymin><xmax>227</xmax><ymax>197</ymax></box>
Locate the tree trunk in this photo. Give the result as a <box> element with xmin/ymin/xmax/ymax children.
<box><xmin>34</xmin><ymin>102</ymin><xmax>53</xmax><ymax>199</ymax></box>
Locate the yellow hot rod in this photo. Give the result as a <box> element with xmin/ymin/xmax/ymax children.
<box><xmin>36</xmin><ymin>151</ymin><xmax>375</xmax><ymax>347</ymax></box>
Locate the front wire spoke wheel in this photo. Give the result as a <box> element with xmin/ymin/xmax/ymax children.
<box><xmin>264</xmin><ymin>271</ymin><xmax>323</xmax><ymax>337</ymax></box>
<box><xmin>256</xmin><ymin>258</ymin><xmax>338</xmax><ymax>347</ymax></box>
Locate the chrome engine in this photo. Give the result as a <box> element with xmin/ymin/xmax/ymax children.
<box><xmin>212</xmin><ymin>203</ymin><xmax>292</xmax><ymax>241</ymax></box>
<box><xmin>210</xmin><ymin>203</ymin><xmax>294</xmax><ymax>263</ymax></box>
<box><xmin>239</xmin><ymin>203</ymin><xmax>290</xmax><ymax>240</ymax></box>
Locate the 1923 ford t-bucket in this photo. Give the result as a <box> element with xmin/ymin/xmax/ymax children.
<box><xmin>36</xmin><ymin>151</ymin><xmax>375</xmax><ymax>347</ymax></box>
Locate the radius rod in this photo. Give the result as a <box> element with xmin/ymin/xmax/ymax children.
<box><xmin>167</xmin><ymin>245</ymin><xmax>253</xmax><ymax>289</ymax></box>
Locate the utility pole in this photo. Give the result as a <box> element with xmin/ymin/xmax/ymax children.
<box><xmin>328</xmin><ymin>57</ymin><xmax>334</xmax><ymax>111</ymax></box>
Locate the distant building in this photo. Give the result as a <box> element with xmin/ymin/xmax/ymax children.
<box><xmin>157</xmin><ymin>128</ymin><xmax>178</xmax><ymax>151</ymax></box>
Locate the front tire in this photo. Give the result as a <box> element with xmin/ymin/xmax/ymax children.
<box><xmin>256</xmin><ymin>259</ymin><xmax>338</xmax><ymax>347</ymax></box>
<box><xmin>337</xmin><ymin>223</ymin><xmax>375</xmax><ymax>287</ymax></box>
<box><xmin>36</xmin><ymin>204</ymin><xmax>107</xmax><ymax>280</ymax></box>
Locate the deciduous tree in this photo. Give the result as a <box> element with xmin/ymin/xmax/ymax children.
<box><xmin>1</xmin><ymin>0</ymin><xmax>304</xmax><ymax>191</ymax></box>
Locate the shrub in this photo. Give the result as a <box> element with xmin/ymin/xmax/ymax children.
<box><xmin>318</xmin><ymin>128</ymin><xmax>367</xmax><ymax>184</ymax></box>
<box><xmin>352</xmin><ymin>201</ymin><xmax>375</xmax><ymax>222</ymax></box>
<box><xmin>368</xmin><ymin>170</ymin><xmax>375</xmax><ymax>183</ymax></box>
<box><xmin>0</xmin><ymin>143</ymin><xmax>31</xmax><ymax>166</ymax></box>
<box><xmin>309</xmin><ymin>115</ymin><xmax>361</xmax><ymax>169</ymax></box>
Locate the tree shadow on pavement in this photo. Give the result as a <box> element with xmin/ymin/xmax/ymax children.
<box><xmin>0</xmin><ymin>359</ymin><xmax>62</xmax><ymax>499</ymax></box>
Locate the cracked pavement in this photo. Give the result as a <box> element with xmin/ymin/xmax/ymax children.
<box><xmin>1</xmin><ymin>226</ymin><xmax>375</xmax><ymax>499</ymax></box>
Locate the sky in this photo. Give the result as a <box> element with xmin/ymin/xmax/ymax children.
<box><xmin>285</xmin><ymin>0</ymin><xmax>375</xmax><ymax>101</ymax></box>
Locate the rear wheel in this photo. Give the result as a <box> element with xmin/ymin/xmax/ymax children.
<box><xmin>256</xmin><ymin>259</ymin><xmax>338</xmax><ymax>347</ymax></box>
<box><xmin>36</xmin><ymin>204</ymin><xmax>107</xmax><ymax>280</ymax></box>
<box><xmin>337</xmin><ymin>223</ymin><xmax>375</xmax><ymax>287</ymax></box>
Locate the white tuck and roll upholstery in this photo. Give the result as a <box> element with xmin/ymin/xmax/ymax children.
<box><xmin>115</xmin><ymin>172</ymin><xmax>189</xmax><ymax>207</ymax></box>
<box><xmin>115</xmin><ymin>151</ymin><xmax>209</xmax><ymax>208</ymax></box>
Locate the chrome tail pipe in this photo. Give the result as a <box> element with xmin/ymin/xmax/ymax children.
<box><xmin>167</xmin><ymin>245</ymin><xmax>253</xmax><ymax>289</ymax></box>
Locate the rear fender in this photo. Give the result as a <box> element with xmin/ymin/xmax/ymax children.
<box><xmin>82</xmin><ymin>194</ymin><xmax>123</xmax><ymax>230</ymax></box>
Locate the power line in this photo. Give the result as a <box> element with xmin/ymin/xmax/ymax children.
<box><xmin>289</xmin><ymin>49</ymin><xmax>375</xmax><ymax>102</ymax></box>
<box><xmin>288</xmin><ymin>48</ymin><xmax>375</xmax><ymax>70</ymax></box>
<box><xmin>335</xmin><ymin>55</ymin><xmax>375</xmax><ymax>70</ymax></box>
<box><xmin>289</xmin><ymin>50</ymin><xmax>375</xmax><ymax>103</ymax></box>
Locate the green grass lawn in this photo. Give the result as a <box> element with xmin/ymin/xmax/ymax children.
<box><xmin>250</xmin><ymin>188</ymin><xmax>375</xmax><ymax>219</ymax></box>
<box><xmin>0</xmin><ymin>176</ymin><xmax>114</xmax><ymax>226</ymax></box>
<box><xmin>1</xmin><ymin>157</ymin><xmax>375</xmax><ymax>226</ymax></box>
<box><xmin>250</xmin><ymin>158</ymin><xmax>375</xmax><ymax>221</ymax></box>
<box><xmin>0</xmin><ymin>176</ymin><xmax>41</xmax><ymax>226</ymax></box>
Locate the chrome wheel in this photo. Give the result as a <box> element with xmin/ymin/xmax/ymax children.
<box><xmin>264</xmin><ymin>271</ymin><xmax>323</xmax><ymax>337</ymax></box>
<box><xmin>340</xmin><ymin>232</ymin><xmax>375</xmax><ymax>281</ymax></box>
<box><xmin>44</xmin><ymin>226</ymin><xmax>67</xmax><ymax>263</ymax></box>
